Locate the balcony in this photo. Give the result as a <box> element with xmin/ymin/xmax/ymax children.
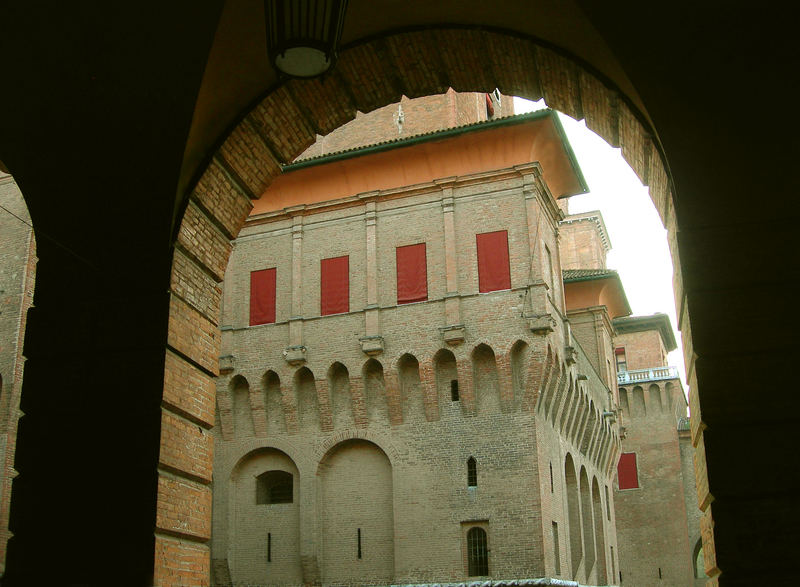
<box><xmin>617</xmin><ymin>366</ymin><xmax>679</xmax><ymax>385</ymax></box>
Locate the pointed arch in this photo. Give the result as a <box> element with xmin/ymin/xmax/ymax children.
<box><xmin>649</xmin><ymin>383</ymin><xmax>663</xmax><ymax>413</ymax></box>
<box><xmin>564</xmin><ymin>453</ymin><xmax>582</xmax><ymax>578</ymax></box>
<box><xmin>434</xmin><ymin>348</ymin><xmax>460</xmax><ymax>416</ymax></box>
<box><xmin>362</xmin><ymin>358</ymin><xmax>389</xmax><ymax>425</ymax></box>
<box><xmin>293</xmin><ymin>367</ymin><xmax>319</xmax><ymax>431</ymax></box>
<box><xmin>509</xmin><ymin>339</ymin><xmax>530</xmax><ymax>410</ymax></box>
<box><xmin>230</xmin><ymin>374</ymin><xmax>254</xmax><ymax>438</ymax></box>
<box><xmin>472</xmin><ymin>343</ymin><xmax>500</xmax><ymax>415</ymax></box>
<box><xmin>262</xmin><ymin>369</ymin><xmax>287</xmax><ymax>435</ymax></box>
<box><xmin>397</xmin><ymin>353</ymin><xmax>425</xmax><ymax>423</ymax></box>
<box><xmin>327</xmin><ymin>362</ymin><xmax>353</xmax><ymax>429</ymax></box>
<box><xmin>591</xmin><ymin>477</ymin><xmax>608</xmax><ymax>584</ymax></box>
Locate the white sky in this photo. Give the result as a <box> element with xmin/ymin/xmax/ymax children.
<box><xmin>514</xmin><ymin>97</ymin><xmax>688</xmax><ymax>396</ymax></box>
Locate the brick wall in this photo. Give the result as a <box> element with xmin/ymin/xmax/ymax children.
<box><xmin>211</xmin><ymin>136</ymin><xmax>619</xmax><ymax>584</ymax></box>
<box><xmin>615</xmin><ymin>379</ymin><xmax>695</xmax><ymax>585</ymax></box>
<box><xmin>297</xmin><ymin>90</ymin><xmax>504</xmax><ymax>161</ymax></box>
<box><xmin>0</xmin><ymin>174</ymin><xmax>35</xmax><ymax>573</ymax></box>
<box><xmin>559</xmin><ymin>215</ymin><xmax>609</xmax><ymax>271</ymax></box>
<box><xmin>615</xmin><ymin>330</ymin><xmax>668</xmax><ymax>371</ymax></box>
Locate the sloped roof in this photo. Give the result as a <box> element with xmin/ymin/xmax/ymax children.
<box><xmin>562</xmin><ymin>268</ymin><xmax>618</xmax><ymax>281</ymax></box>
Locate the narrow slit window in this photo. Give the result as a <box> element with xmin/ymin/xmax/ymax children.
<box><xmin>549</xmin><ymin>462</ymin><xmax>554</xmax><ymax>493</ymax></box>
<box><xmin>551</xmin><ymin>522</ymin><xmax>561</xmax><ymax>575</ymax></box>
<box><xmin>467</xmin><ymin>457</ymin><xmax>477</xmax><ymax>487</ymax></box>
<box><xmin>267</xmin><ymin>532</ymin><xmax>271</xmax><ymax>562</ymax></box>
<box><xmin>467</xmin><ymin>527</ymin><xmax>488</xmax><ymax>576</ymax></box>
<box><xmin>357</xmin><ymin>528</ymin><xmax>362</xmax><ymax>559</ymax></box>
<box><xmin>451</xmin><ymin>379</ymin><xmax>460</xmax><ymax>401</ymax></box>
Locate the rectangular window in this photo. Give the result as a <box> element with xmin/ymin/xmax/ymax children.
<box><xmin>320</xmin><ymin>256</ymin><xmax>349</xmax><ymax>315</ymax></box>
<box><xmin>250</xmin><ymin>268</ymin><xmax>277</xmax><ymax>326</ymax></box>
<box><xmin>476</xmin><ymin>230</ymin><xmax>511</xmax><ymax>292</ymax></box>
<box><xmin>617</xmin><ymin>452</ymin><xmax>639</xmax><ymax>489</ymax></box>
<box><xmin>396</xmin><ymin>243</ymin><xmax>428</xmax><ymax>304</ymax></box>
<box><xmin>615</xmin><ymin>347</ymin><xmax>627</xmax><ymax>372</ymax></box>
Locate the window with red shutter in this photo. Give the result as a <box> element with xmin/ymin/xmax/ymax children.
<box><xmin>476</xmin><ymin>230</ymin><xmax>511</xmax><ymax>292</ymax></box>
<box><xmin>320</xmin><ymin>256</ymin><xmax>349</xmax><ymax>315</ymax></box>
<box><xmin>617</xmin><ymin>452</ymin><xmax>639</xmax><ymax>489</ymax></box>
<box><xmin>250</xmin><ymin>268</ymin><xmax>276</xmax><ymax>326</ymax></box>
<box><xmin>396</xmin><ymin>243</ymin><xmax>427</xmax><ymax>304</ymax></box>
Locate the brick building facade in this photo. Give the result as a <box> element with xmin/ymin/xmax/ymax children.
<box><xmin>558</xmin><ymin>203</ymin><xmax>703</xmax><ymax>585</ymax></box>
<box><xmin>211</xmin><ymin>99</ymin><xmax>624</xmax><ymax>585</ymax></box>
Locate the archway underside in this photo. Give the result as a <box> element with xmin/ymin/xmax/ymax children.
<box><xmin>156</xmin><ymin>27</ymin><xmax>708</xmax><ymax>585</ymax></box>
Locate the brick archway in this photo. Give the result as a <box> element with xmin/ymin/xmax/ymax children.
<box><xmin>156</xmin><ymin>27</ymin><xmax>693</xmax><ymax>584</ymax></box>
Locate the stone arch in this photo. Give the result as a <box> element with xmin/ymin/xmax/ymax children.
<box><xmin>262</xmin><ymin>369</ymin><xmax>287</xmax><ymax>436</ymax></box>
<box><xmin>649</xmin><ymin>383</ymin><xmax>663</xmax><ymax>413</ymax></box>
<box><xmin>618</xmin><ymin>386</ymin><xmax>629</xmax><ymax>418</ymax></box>
<box><xmin>396</xmin><ymin>353</ymin><xmax>425</xmax><ymax>423</ymax></box>
<box><xmin>472</xmin><ymin>343</ymin><xmax>500</xmax><ymax>415</ymax></box>
<box><xmin>433</xmin><ymin>348</ymin><xmax>460</xmax><ymax>416</ymax></box>
<box><xmin>558</xmin><ymin>368</ymin><xmax>573</xmax><ymax>432</ymax></box>
<box><xmin>230</xmin><ymin>374</ymin><xmax>254</xmax><ymax>438</ymax></box>
<box><xmin>631</xmin><ymin>385</ymin><xmax>646</xmax><ymax>418</ymax></box>
<box><xmin>693</xmin><ymin>537</ymin><xmax>706</xmax><ymax>579</ymax></box>
<box><xmin>509</xmin><ymin>339</ymin><xmax>530</xmax><ymax>409</ymax></box>
<box><xmin>549</xmin><ymin>361</ymin><xmax>568</xmax><ymax>425</ymax></box>
<box><xmin>157</xmin><ymin>25</ymin><xmax>683</xmax><ymax>580</ymax></box>
<box><xmin>591</xmin><ymin>477</ymin><xmax>608</xmax><ymax>584</ymax></box>
<box><xmin>579</xmin><ymin>402</ymin><xmax>597</xmax><ymax>455</ymax></box>
<box><xmin>328</xmin><ymin>362</ymin><xmax>353</xmax><ymax>429</ymax></box>
<box><xmin>318</xmin><ymin>439</ymin><xmax>394</xmax><ymax>585</ymax></box>
<box><xmin>362</xmin><ymin>358</ymin><xmax>389</xmax><ymax>425</ymax></box>
<box><xmin>579</xmin><ymin>466</ymin><xmax>595</xmax><ymax>581</ymax></box>
<box><xmin>530</xmin><ymin>343</ymin><xmax>553</xmax><ymax>413</ymax></box>
<box><xmin>228</xmin><ymin>447</ymin><xmax>301</xmax><ymax>585</ymax></box>
<box><xmin>665</xmin><ymin>380</ymin><xmax>676</xmax><ymax>410</ymax></box>
<box><xmin>564</xmin><ymin>453</ymin><xmax>582</xmax><ymax>579</ymax></box>
<box><xmin>293</xmin><ymin>367</ymin><xmax>319</xmax><ymax>432</ymax></box>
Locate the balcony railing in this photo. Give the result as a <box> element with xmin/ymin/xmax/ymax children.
<box><xmin>617</xmin><ymin>366</ymin><xmax>679</xmax><ymax>385</ymax></box>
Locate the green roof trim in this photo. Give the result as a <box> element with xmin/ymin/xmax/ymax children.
<box><xmin>281</xmin><ymin>109</ymin><xmax>589</xmax><ymax>195</ymax></box>
<box><xmin>562</xmin><ymin>268</ymin><xmax>618</xmax><ymax>282</ymax></box>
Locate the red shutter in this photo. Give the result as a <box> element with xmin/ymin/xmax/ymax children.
<box><xmin>250</xmin><ymin>268</ymin><xmax>276</xmax><ymax>325</ymax></box>
<box><xmin>396</xmin><ymin>243</ymin><xmax>428</xmax><ymax>304</ymax></box>
<box><xmin>617</xmin><ymin>452</ymin><xmax>639</xmax><ymax>489</ymax></box>
<box><xmin>321</xmin><ymin>256</ymin><xmax>349</xmax><ymax>315</ymax></box>
<box><xmin>476</xmin><ymin>230</ymin><xmax>511</xmax><ymax>292</ymax></box>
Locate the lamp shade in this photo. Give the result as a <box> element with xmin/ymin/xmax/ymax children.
<box><xmin>265</xmin><ymin>0</ymin><xmax>348</xmax><ymax>79</ymax></box>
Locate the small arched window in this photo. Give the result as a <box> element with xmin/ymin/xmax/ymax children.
<box><xmin>467</xmin><ymin>527</ymin><xmax>488</xmax><ymax>576</ymax></box>
<box><xmin>256</xmin><ymin>470</ymin><xmax>293</xmax><ymax>504</ymax></box>
<box><xmin>467</xmin><ymin>457</ymin><xmax>477</xmax><ymax>487</ymax></box>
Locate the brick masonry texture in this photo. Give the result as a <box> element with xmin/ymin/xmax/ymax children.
<box><xmin>0</xmin><ymin>175</ymin><xmax>36</xmax><ymax>574</ymax></box>
<box><xmin>210</xmin><ymin>112</ymin><xmax>621</xmax><ymax>586</ymax></box>
<box><xmin>151</xmin><ymin>26</ymin><xmax>702</xmax><ymax>585</ymax></box>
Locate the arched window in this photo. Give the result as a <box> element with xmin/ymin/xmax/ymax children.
<box><xmin>467</xmin><ymin>527</ymin><xmax>488</xmax><ymax>576</ymax></box>
<box><xmin>256</xmin><ymin>470</ymin><xmax>293</xmax><ymax>504</ymax></box>
<box><xmin>467</xmin><ymin>457</ymin><xmax>477</xmax><ymax>487</ymax></box>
